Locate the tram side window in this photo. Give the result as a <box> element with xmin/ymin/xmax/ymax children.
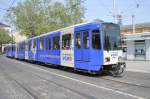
<box><xmin>62</xmin><ymin>34</ymin><xmax>71</xmax><ymax>50</ymax></box>
<box><xmin>40</xmin><ymin>38</ymin><xmax>44</xmax><ymax>50</ymax></box>
<box><xmin>46</xmin><ymin>38</ymin><xmax>51</xmax><ymax>50</ymax></box>
<box><xmin>92</xmin><ymin>30</ymin><xmax>101</xmax><ymax>49</ymax></box>
<box><xmin>20</xmin><ymin>45</ymin><xmax>22</xmax><ymax>51</ymax></box>
<box><xmin>14</xmin><ymin>46</ymin><xmax>16</xmax><ymax>51</ymax></box>
<box><xmin>83</xmin><ymin>32</ymin><xmax>89</xmax><ymax>49</ymax></box>
<box><xmin>20</xmin><ymin>44</ymin><xmax>22</xmax><ymax>51</ymax></box>
<box><xmin>32</xmin><ymin>40</ymin><xmax>36</xmax><ymax>49</ymax></box>
<box><xmin>53</xmin><ymin>36</ymin><xmax>60</xmax><ymax>50</ymax></box>
<box><xmin>12</xmin><ymin>46</ymin><xmax>14</xmax><ymax>51</ymax></box>
<box><xmin>22</xmin><ymin>44</ymin><xmax>25</xmax><ymax>51</ymax></box>
<box><xmin>19</xmin><ymin>45</ymin><xmax>21</xmax><ymax>51</ymax></box>
<box><xmin>25</xmin><ymin>42</ymin><xmax>28</xmax><ymax>51</ymax></box>
<box><xmin>76</xmin><ymin>33</ymin><xmax>81</xmax><ymax>48</ymax></box>
<box><xmin>28</xmin><ymin>41</ymin><xmax>31</xmax><ymax>51</ymax></box>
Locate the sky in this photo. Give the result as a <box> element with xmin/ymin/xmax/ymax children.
<box><xmin>0</xmin><ymin>0</ymin><xmax>150</xmax><ymax>26</ymax></box>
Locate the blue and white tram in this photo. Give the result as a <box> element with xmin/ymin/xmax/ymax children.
<box><xmin>5</xmin><ymin>21</ymin><xmax>126</xmax><ymax>76</ymax></box>
<box><xmin>5</xmin><ymin>44</ymin><xmax>15</xmax><ymax>58</ymax></box>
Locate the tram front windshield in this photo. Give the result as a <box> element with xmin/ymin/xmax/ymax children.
<box><xmin>103</xmin><ymin>23</ymin><xmax>121</xmax><ymax>51</ymax></box>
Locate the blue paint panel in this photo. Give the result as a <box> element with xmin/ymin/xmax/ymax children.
<box><xmin>75</xmin><ymin>22</ymin><xmax>101</xmax><ymax>32</ymax></box>
<box><xmin>5</xmin><ymin>45</ymin><xmax>13</xmax><ymax>57</ymax></box>
<box><xmin>28</xmin><ymin>38</ymin><xmax>38</xmax><ymax>61</ymax></box>
<box><xmin>17</xmin><ymin>42</ymin><xmax>25</xmax><ymax>59</ymax></box>
<box><xmin>12</xmin><ymin>45</ymin><xmax>16</xmax><ymax>58</ymax></box>
<box><xmin>28</xmin><ymin>40</ymin><xmax>32</xmax><ymax>61</ymax></box>
<box><xmin>37</xmin><ymin>32</ymin><xmax>60</xmax><ymax>65</ymax></box>
<box><xmin>74</xmin><ymin>22</ymin><xmax>104</xmax><ymax>71</ymax></box>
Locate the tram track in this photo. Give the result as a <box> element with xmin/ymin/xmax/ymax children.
<box><xmin>0</xmin><ymin>62</ymin><xmax>37</xmax><ymax>99</ymax></box>
<box><xmin>3</xmin><ymin>57</ymin><xmax>149</xmax><ymax>99</ymax></box>
<box><xmin>101</xmin><ymin>76</ymin><xmax>150</xmax><ymax>89</ymax></box>
<box><xmin>7</xmin><ymin>56</ymin><xmax>150</xmax><ymax>89</ymax></box>
<box><xmin>35</xmin><ymin>63</ymin><xmax>150</xmax><ymax>89</ymax></box>
<box><xmin>12</xmin><ymin>79</ymin><xmax>39</xmax><ymax>99</ymax></box>
<box><xmin>24</xmin><ymin>65</ymin><xmax>146</xmax><ymax>99</ymax></box>
<box><xmin>26</xmin><ymin>70</ymin><xmax>97</xmax><ymax>99</ymax></box>
<box><xmin>6</xmin><ymin>56</ymin><xmax>150</xmax><ymax>89</ymax></box>
<box><xmin>0</xmin><ymin>57</ymin><xmax>97</xmax><ymax>99</ymax></box>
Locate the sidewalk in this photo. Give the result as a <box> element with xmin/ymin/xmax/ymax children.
<box><xmin>126</xmin><ymin>60</ymin><xmax>150</xmax><ymax>73</ymax></box>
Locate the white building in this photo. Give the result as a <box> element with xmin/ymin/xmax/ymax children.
<box><xmin>124</xmin><ymin>33</ymin><xmax>150</xmax><ymax>60</ymax></box>
<box><xmin>121</xmin><ymin>23</ymin><xmax>150</xmax><ymax>61</ymax></box>
<box><xmin>0</xmin><ymin>22</ymin><xmax>27</xmax><ymax>52</ymax></box>
<box><xmin>0</xmin><ymin>22</ymin><xmax>11</xmax><ymax>33</ymax></box>
<box><xmin>0</xmin><ymin>22</ymin><xmax>12</xmax><ymax>53</ymax></box>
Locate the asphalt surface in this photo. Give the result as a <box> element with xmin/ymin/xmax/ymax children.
<box><xmin>0</xmin><ymin>56</ymin><xmax>150</xmax><ymax>99</ymax></box>
<box><xmin>126</xmin><ymin>61</ymin><xmax>150</xmax><ymax>73</ymax></box>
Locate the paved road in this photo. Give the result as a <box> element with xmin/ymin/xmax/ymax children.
<box><xmin>126</xmin><ymin>60</ymin><xmax>150</xmax><ymax>73</ymax></box>
<box><xmin>0</xmin><ymin>56</ymin><xmax>150</xmax><ymax>99</ymax></box>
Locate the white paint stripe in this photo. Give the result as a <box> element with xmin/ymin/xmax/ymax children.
<box><xmin>127</xmin><ymin>69</ymin><xmax>150</xmax><ymax>74</ymax></box>
<box><xmin>10</xmin><ymin>58</ymin><xmax>145</xmax><ymax>99</ymax></box>
<box><xmin>36</xmin><ymin>70</ymin><xmax>145</xmax><ymax>99</ymax></box>
<box><xmin>29</xmin><ymin>68</ymin><xmax>145</xmax><ymax>98</ymax></box>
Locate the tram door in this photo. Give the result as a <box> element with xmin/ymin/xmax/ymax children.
<box><xmin>75</xmin><ymin>30</ymin><xmax>90</xmax><ymax>69</ymax></box>
<box><xmin>61</xmin><ymin>28</ymin><xmax>74</xmax><ymax>67</ymax></box>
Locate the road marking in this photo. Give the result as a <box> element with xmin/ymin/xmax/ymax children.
<box><xmin>126</xmin><ymin>69</ymin><xmax>150</xmax><ymax>74</ymax></box>
<box><xmin>10</xmin><ymin>58</ymin><xmax>145</xmax><ymax>99</ymax></box>
<box><xmin>28</xmin><ymin>66</ymin><xmax>145</xmax><ymax>99</ymax></box>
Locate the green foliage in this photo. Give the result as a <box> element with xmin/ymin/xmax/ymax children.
<box><xmin>0</xmin><ymin>28</ymin><xmax>12</xmax><ymax>44</ymax></box>
<box><xmin>7</xmin><ymin>0</ymin><xmax>85</xmax><ymax>38</ymax></box>
<box><xmin>0</xmin><ymin>28</ymin><xmax>12</xmax><ymax>53</ymax></box>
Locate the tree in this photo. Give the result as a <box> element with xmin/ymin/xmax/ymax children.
<box><xmin>0</xmin><ymin>28</ymin><xmax>12</xmax><ymax>53</ymax></box>
<box><xmin>65</xmin><ymin>0</ymin><xmax>85</xmax><ymax>24</ymax></box>
<box><xmin>6</xmin><ymin>0</ymin><xmax>85</xmax><ymax>38</ymax></box>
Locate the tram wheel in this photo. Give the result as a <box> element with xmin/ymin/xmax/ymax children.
<box><xmin>112</xmin><ymin>63</ymin><xmax>126</xmax><ymax>77</ymax></box>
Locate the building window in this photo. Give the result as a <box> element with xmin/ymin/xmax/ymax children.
<box><xmin>83</xmin><ymin>32</ymin><xmax>89</xmax><ymax>49</ymax></box>
<box><xmin>46</xmin><ymin>38</ymin><xmax>51</xmax><ymax>50</ymax></box>
<box><xmin>53</xmin><ymin>36</ymin><xmax>60</xmax><ymax>50</ymax></box>
<box><xmin>76</xmin><ymin>33</ymin><xmax>81</xmax><ymax>48</ymax></box>
<box><xmin>135</xmin><ymin>40</ymin><xmax>145</xmax><ymax>56</ymax></box>
<box><xmin>40</xmin><ymin>37</ymin><xmax>44</xmax><ymax>50</ymax></box>
<box><xmin>62</xmin><ymin>34</ymin><xmax>71</xmax><ymax>50</ymax></box>
<box><xmin>92</xmin><ymin>30</ymin><xmax>101</xmax><ymax>49</ymax></box>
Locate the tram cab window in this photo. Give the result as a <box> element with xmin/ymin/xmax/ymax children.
<box><xmin>83</xmin><ymin>32</ymin><xmax>89</xmax><ymax>49</ymax></box>
<box><xmin>46</xmin><ymin>38</ymin><xmax>51</xmax><ymax>50</ymax></box>
<box><xmin>62</xmin><ymin>34</ymin><xmax>71</xmax><ymax>50</ymax></box>
<box><xmin>92</xmin><ymin>30</ymin><xmax>101</xmax><ymax>49</ymax></box>
<box><xmin>40</xmin><ymin>38</ymin><xmax>44</xmax><ymax>50</ymax></box>
<box><xmin>76</xmin><ymin>33</ymin><xmax>81</xmax><ymax>48</ymax></box>
<box><xmin>53</xmin><ymin>36</ymin><xmax>60</xmax><ymax>50</ymax></box>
